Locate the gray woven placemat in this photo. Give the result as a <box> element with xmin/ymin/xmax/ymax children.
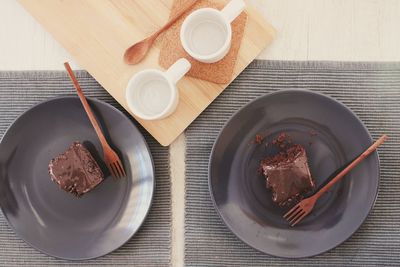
<box><xmin>0</xmin><ymin>71</ymin><xmax>170</xmax><ymax>266</ymax></box>
<box><xmin>185</xmin><ymin>60</ymin><xmax>400</xmax><ymax>266</ymax></box>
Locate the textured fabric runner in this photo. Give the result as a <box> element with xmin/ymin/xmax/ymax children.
<box><xmin>185</xmin><ymin>60</ymin><xmax>400</xmax><ymax>266</ymax></box>
<box><xmin>0</xmin><ymin>71</ymin><xmax>170</xmax><ymax>266</ymax></box>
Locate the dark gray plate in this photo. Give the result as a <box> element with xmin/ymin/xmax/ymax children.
<box><xmin>209</xmin><ymin>90</ymin><xmax>380</xmax><ymax>258</ymax></box>
<box><xmin>0</xmin><ymin>97</ymin><xmax>154</xmax><ymax>260</ymax></box>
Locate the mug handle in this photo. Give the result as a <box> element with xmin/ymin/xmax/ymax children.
<box><xmin>221</xmin><ymin>0</ymin><xmax>246</xmax><ymax>24</ymax></box>
<box><xmin>165</xmin><ymin>58</ymin><xmax>191</xmax><ymax>84</ymax></box>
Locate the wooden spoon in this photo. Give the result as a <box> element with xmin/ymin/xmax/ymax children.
<box><xmin>123</xmin><ymin>0</ymin><xmax>197</xmax><ymax>65</ymax></box>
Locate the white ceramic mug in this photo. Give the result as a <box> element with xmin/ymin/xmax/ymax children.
<box><xmin>125</xmin><ymin>58</ymin><xmax>191</xmax><ymax>120</ymax></box>
<box><xmin>180</xmin><ymin>0</ymin><xmax>245</xmax><ymax>63</ymax></box>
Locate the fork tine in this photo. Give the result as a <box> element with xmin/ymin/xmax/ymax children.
<box><xmin>283</xmin><ymin>204</ymin><xmax>300</xmax><ymax>219</ymax></box>
<box><xmin>121</xmin><ymin>162</ymin><xmax>126</xmax><ymax>176</ymax></box>
<box><xmin>289</xmin><ymin>210</ymin><xmax>305</xmax><ymax>225</ymax></box>
<box><xmin>112</xmin><ymin>163</ymin><xmax>121</xmax><ymax>179</ymax></box>
<box><xmin>115</xmin><ymin>162</ymin><xmax>124</xmax><ymax>178</ymax></box>
<box><xmin>290</xmin><ymin>211</ymin><xmax>308</xmax><ymax>227</ymax></box>
<box><xmin>286</xmin><ymin>208</ymin><xmax>303</xmax><ymax>221</ymax></box>
<box><xmin>114</xmin><ymin>162</ymin><xmax>123</xmax><ymax>178</ymax></box>
<box><xmin>116</xmin><ymin>160</ymin><xmax>126</xmax><ymax>177</ymax></box>
<box><xmin>109</xmin><ymin>163</ymin><xmax>120</xmax><ymax>179</ymax></box>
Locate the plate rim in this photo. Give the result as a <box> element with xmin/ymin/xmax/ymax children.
<box><xmin>0</xmin><ymin>96</ymin><xmax>155</xmax><ymax>260</ymax></box>
<box><xmin>208</xmin><ymin>89</ymin><xmax>381</xmax><ymax>258</ymax></box>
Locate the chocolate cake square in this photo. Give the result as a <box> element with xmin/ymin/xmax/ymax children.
<box><xmin>261</xmin><ymin>144</ymin><xmax>315</xmax><ymax>206</ymax></box>
<box><xmin>48</xmin><ymin>142</ymin><xmax>104</xmax><ymax>197</ymax></box>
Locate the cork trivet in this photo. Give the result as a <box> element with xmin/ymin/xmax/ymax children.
<box><xmin>159</xmin><ymin>0</ymin><xmax>248</xmax><ymax>84</ymax></box>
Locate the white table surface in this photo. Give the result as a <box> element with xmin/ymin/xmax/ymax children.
<box><xmin>1</xmin><ymin>0</ymin><xmax>400</xmax><ymax>266</ymax></box>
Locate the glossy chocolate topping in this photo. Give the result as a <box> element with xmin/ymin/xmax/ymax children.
<box><xmin>48</xmin><ymin>142</ymin><xmax>104</xmax><ymax>197</ymax></box>
<box><xmin>261</xmin><ymin>144</ymin><xmax>314</xmax><ymax>205</ymax></box>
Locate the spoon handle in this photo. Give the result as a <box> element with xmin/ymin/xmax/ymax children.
<box><xmin>152</xmin><ymin>0</ymin><xmax>197</xmax><ymax>38</ymax></box>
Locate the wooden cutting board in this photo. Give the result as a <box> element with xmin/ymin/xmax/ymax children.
<box><xmin>18</xmin><ymin>0</ymin><xmax>275</xmax><ymax>146</ymax></box>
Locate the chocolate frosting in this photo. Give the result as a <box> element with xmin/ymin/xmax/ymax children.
<box><xmin>48</xmin><ymin>142</ymin><xmax>104</xmax><ymax>197</ymax></box>
<box><xmin>261</xmin><ymin>144</ymin><xmax>314</xmax><ymax>205</ymax></box>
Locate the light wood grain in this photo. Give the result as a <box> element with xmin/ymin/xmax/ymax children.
<box><xmin>17</xmin><ymin>0</ymin><xmax>275</xmax><ymax>146</ymax></box>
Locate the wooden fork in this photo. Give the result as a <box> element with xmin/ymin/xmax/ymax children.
<box><xmin>64</xmin><ymin>62</ymin><xmax>126</xmax><ymax>179</ymax></box>
<box><xmin>284</xmin><ymin>134</ymin><xmax>388</xmax><ymax>226</ymax></box>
